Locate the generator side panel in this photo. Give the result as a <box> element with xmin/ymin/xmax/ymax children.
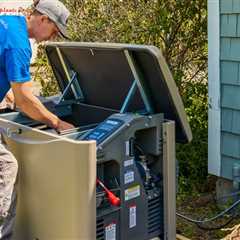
<box><xmin>96</xmin><ymin>115</ymin><xmax>165</xmax><ymax>240</ymax></box>
<box><xmin>120</xmin><ymin>159</ymin><xmax>164</xmax><ymax>240</ymax></box>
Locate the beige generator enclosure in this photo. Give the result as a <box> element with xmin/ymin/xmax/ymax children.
<box><xmin>0</xmin><ymin>119</ymin><xmax>96</xmax><ymax>240</ymax></box>
<box><xmin>0</xmin><ymin>43</ymin><xmax>192</xmax><ymax>240</ymax></box>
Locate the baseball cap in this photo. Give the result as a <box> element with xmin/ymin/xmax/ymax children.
<box><xmin>34</xmin><ymin>0</ymin><xmax>70</xmax><ymax>39</ymax></box>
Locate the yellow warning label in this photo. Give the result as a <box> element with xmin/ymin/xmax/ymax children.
<box><xmin>125</xmin><ymin>185</ymin><xmax>140</xmax><ymax>201</ymax></box>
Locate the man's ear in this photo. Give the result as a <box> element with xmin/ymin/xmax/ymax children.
<box><xmin>40</xmin><ymin>15</ymin><xmax>49</xmax><ymax>23</ymax></box>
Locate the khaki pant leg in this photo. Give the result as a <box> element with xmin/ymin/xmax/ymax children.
<box><xmin>0</xmin><ymin>143</ymin><xmax>18</xmax><ymax>240</ymax></box>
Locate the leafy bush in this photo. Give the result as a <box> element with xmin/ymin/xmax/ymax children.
<box><xmin>36</xmin><ymin>0</ymin><xmax>208</xmax><ymax>194</ymax></box>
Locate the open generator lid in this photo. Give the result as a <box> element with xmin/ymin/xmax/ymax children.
<box><xmin>45</xmin><ymin>42</ymin><xmax>192</xmax><ymax>143</ymax></box>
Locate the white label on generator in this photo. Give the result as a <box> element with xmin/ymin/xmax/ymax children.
<box><xmin>129</xmin><ymin>205</ymin><xmax>136</xmax><ymax>228</ymax></box>
<box><xmin>105</xmin><ymin>223</ymin><xmax>116</xmax><ymax>240</ymax></box>
<box><xmin>125</xmin><ymin>185</ymin><xmax>140</xmax><ymax>201</ymax></box>
<box><xmin>124</xmin><ymin>171</ymin><xmax>134</xmax><ymax>184</ymax></box>
<box><xmin>124</xmin><ymin>158</ymin><xmax>134</xmax><ymax>167</ymax></box>
<box><xmin>125</xmin><ymin>141</ymin><xmax>130</xmax><ymax>156</ymax></box>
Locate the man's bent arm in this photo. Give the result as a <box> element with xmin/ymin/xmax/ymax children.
<box><xmin>11</xmin><ymin>81</ymin><xmax>73</xmax><ymax>131</ymax></box>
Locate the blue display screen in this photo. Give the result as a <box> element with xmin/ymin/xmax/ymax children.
<box><xmin>83</xmin><ymin>119</ymin><xmax>124</xmax><ymax>144</ymax></box>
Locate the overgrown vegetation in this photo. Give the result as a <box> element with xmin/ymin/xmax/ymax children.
<box><xmin>35</xmin><ymin>0</ymin><xmax>208</xmax><ymax>194</ymax></box>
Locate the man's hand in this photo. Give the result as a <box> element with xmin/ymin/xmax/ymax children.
<box><xmin>56</xmin><ymin>119</ymin><xmax>75</xmax><ymax>133</ymax></box>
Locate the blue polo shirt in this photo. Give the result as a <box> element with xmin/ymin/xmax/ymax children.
<box><xmin>0</xmin><ymin>15</ymin><xmax>32</xmax><ymax>102</ymax></box>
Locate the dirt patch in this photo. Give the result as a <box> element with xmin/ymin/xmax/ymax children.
<box><xmin>177</xmin><ymin>194</ymin><xmax>240</xmax><ymax>240</ymax></box>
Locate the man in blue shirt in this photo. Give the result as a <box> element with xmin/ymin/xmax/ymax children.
<box><xmin>0</xmin><ymin>0</ymin><xmax>73</xmax><ymax>238</ymax></box>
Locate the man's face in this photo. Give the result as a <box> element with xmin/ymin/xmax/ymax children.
<box><xmin>30</xmin><ymin>14</ymin><xmax>59</xmax><ymax>42</ymax></box>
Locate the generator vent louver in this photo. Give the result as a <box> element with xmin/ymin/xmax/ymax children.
<box><xmin>96</xmin><ymin>218</ymin><xmax>104</xmax><ymax>240</ymax></box>
<box><xmin>147</xmin><ymin>196</ymin><xmax>162</xmax><ymax>234</ymax></box>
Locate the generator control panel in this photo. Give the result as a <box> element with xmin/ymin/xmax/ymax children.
<box><xmin>82</xmin><ymin>118</ymin><xmax>124</xmax><ymax>144</ymax></box>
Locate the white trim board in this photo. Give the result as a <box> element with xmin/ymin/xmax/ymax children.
<box><xmin>208</xmin><ymin>0</ymin><xmax>221</xmax><ymax>176</ymax></box>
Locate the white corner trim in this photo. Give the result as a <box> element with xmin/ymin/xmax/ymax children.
<box><xmin>208</xmin><ymin>0</ymin><xmax>221</xmax><ymax>176</ymax></box>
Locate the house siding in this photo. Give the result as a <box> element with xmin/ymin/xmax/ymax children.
<box><xmin>220</xmin><ymin>0</ymin><xmax>240</xmax><ymax>179</ymax></box>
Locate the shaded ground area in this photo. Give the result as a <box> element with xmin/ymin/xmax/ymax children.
<box><xmin>177</xmin><ymin>193</ymin><xmax>240</xmax><ymax>240</ymax></box>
